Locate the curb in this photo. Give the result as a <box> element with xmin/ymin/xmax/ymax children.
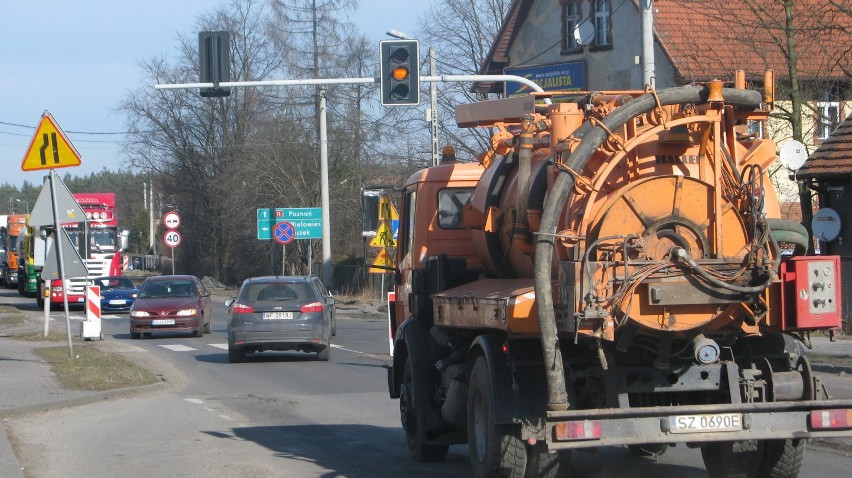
<box><xmin>0</xmin><ymin>380</ymin><xmax>166</xmax><ymax>419</ymax></box>
<box><xmin>811</xmin><ymin>363</ymin><xmax>852</xmax><ymax>375</ymax></box>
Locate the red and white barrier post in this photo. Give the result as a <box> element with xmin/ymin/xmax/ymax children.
<box><xmin>81</xmin><ymin>285</ymin><xmax>102</xmax><ymax>340</ymax></box>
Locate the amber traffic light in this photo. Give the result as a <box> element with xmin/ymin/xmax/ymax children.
<box><xmin>380</xmin><ymin>40</ymin><xmax>419</xmax><ymax>106</ymax></box>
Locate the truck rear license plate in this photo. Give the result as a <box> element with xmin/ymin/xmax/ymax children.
<box><xmin>152</xmin><ymin>319</ymin><xmax>175</xmax><ymax>326</ymax></box>
<box><xmin>263</xmin><ymin>312</ymin><xmax>293</xmax><ymax>320</ymax></box>
<box><xmin>669</xmin><ymin>413</ymin><xmax>742</xmax><ymax>434</ymax></box>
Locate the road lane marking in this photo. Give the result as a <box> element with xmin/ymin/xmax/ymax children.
<box><xmin>331</xmin><ymin>344</ymin><xmax>368</xmax><ymax>355</ymax></box>
<box><xmin>208</xmin><ymin>343</ymin><xmax>228</xmax><ymax>350</ymax></box>
<box><xmin>159</xmin><ymin>344</ymin><xmax>197</xmax><ymax>352</ymax></box>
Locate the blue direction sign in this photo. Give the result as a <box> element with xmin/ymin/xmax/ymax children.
<box><xmin>275</xmin><ymin>207</ymin><xmax>323</xmax><ymax>240</ymax></box>
<box><xmin>257</xmin><ymin>208</ymin><xmax>273</xmax><ymax>240</ymax></box>
<box><xmin>274</xmin><ymin>221</ymin><xmax>296</xmax><ymax>245</ymax></box>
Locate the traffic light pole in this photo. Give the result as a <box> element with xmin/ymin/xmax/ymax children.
<box><xmin>155</xmin><ymin>74</ymin><xmax>546</xmax><ymax>287</ymax></box>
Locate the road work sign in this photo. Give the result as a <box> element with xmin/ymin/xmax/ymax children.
<box><xmin>22</xmin><ymin>112</ymin><xmax>81</xmax><ymax>171</ymax></box>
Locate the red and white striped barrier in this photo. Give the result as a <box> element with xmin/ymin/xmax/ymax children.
<box><xmin>86</xmin><ymin>285</ymin><xmax>101</xmax><ymax>322</ymax></box>
<box><xmin>81</xmin><ymin>285</ymin><xmax>102</xmax><ymax>340</ymax></box>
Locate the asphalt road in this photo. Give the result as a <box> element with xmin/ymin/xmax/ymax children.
<box><xmin>2</xmin><ymin>290</ymin><xmax>851</xmax><ymax>477</ymax></box>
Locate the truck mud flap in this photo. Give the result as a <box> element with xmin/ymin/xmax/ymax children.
<box><xmin>544</xmin><ymin>399</ymin><xmax>852</xmax><ymax>450</ymax></box>
<box><xmin>471</xmin><ymin>334</ymin><xmax>548</xmax><ymax>430</ymax></box>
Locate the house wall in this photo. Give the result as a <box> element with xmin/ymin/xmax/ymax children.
<box><xmin>506</xmin><ymin>0</ymin><xmax>676</xmax><ymax>91</ymax></box>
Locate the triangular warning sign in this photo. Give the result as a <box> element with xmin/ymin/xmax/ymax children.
<box><xmin>369</xmin><ymin>248</ymin><xmax>394</xmax><ymax>273</ymax></box>
<box><xmin>28</xmin><ymin>172</ymin><xmax>87</xmax><ymax>227</ymax></box>
<box><xmin>370</xmin><ymin>221</ymin><xmax>397</xmax><ymax>247</ymax></box>
<box><xmin>378</xmin><ymin>196</ymin><xmax>399</xmax><ymax>221</ymax></box>
<box><xmin>22</xmin><ymin>112</ymin><xmax>82</xmax><ymax>171</ymax></box>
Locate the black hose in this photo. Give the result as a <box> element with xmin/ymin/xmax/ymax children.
<box><xmin>533</xmin><ymin>86</ymin><xmax>763</xmax><ymax>411</ymax></box>
<box><xmin>767</xmin><ymin>218</ymin><xmax>810</xmax><ymax>255</ymax></box>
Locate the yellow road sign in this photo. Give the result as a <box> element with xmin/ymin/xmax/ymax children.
<box><xmin>369</xmin><ymin>221</ymin><xmax>397</xmax><ymax>247</ymax></box>
<box><xmin>378</xmin><ymin>195</ymin><xmax>399</xmax><ymax>221</ymax></box>
<box><xmin>22</xmin><ymin>112</ymin><xmax>81</xmax><ymax>171</ymax></box>
<box><xmin>369</xmin><ymin>248</ymin><xmax>394</xmax><ymax>273</ymax></box>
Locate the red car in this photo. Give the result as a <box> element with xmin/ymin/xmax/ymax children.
<box><xmin>129</xmin><ymin>275</ymin><xmax>212</xmax><ymax>339</ymax></box>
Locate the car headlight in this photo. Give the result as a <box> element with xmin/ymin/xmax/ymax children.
<box><xmin>130</xmin><ymin>311</ymin><xmax>151</xmax><ymax>318</ymax></box>
<box><xmin>176</xmin><ymin>308</ymin><xmax>198</xmax><ymax>316</ymax></box>
<box><xmin>131</xmin><ymin>293</ymin><xmax>138</xmax><ymax>298</ymax></box>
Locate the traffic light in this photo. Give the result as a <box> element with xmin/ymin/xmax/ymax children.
<box><xmin>199</xmin><ymin>31</ymin><xmax>231</xmax><ymax>98</ymax></box>
<box><xmin>380</xmin><ymin>40</ymin><xmax>419</xmax><ymax>106</ymax></box>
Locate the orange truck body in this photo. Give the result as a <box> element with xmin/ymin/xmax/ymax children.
<box><xmin>386</xmin><ymin>79</ymin><xmax>852</xmax><ymax>478</ymax></box>
<box><xmin>4</xmin><ymin>214</ymin><xmax>28</xmax><ymax>286</ymax></box>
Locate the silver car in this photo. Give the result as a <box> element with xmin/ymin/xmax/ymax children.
<box><xmin>225</xmin><ymin>276</ymin><xmax>335</xmax><ymax>363</ymax></box>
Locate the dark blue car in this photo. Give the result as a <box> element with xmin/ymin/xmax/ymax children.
<box><xmin>92</xmin><ymin>276</ymin><xmax>138</xmax><ymax>312</ymax></box>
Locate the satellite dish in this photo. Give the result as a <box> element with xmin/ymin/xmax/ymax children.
<box><xmin>779</xmin><ymin>140</ymin><xmax>807</xmax><ymax>170</ymax></box>
<box><xmin>812</xmin><ymin>208</ymin><xmax>842</xmax><ymax>242</ymax></box>
<box><xmin>574</xmin><ymin>19</ymin><xmax>595</xmax><ymax>46</ymax></box>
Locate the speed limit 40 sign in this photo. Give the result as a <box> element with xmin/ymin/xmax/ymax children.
<box><xmin>164</xmin><ymin>230</ymin><xmax>182</xmax><ymax>248</ymax></box>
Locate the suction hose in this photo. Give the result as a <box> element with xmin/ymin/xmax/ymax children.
<box><xmin>533</xmin><ymin>86</ymin><xmax>763</xmax><ymax>411</ymax></box>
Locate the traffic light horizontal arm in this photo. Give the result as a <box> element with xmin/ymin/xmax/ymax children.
<box><xmin>154</xmin><ymin>74</ymin><xmax>547</xmax><ymax>102</ymax></box>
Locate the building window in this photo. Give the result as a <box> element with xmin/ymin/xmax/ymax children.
<box><xmin>593</xmin><ymin>0</ymin><xmax>612</xmax><ymax>47</ymax></box>
<box><xmin>561</xmin><ymin>1</ymin><xmax>582</xmax><ymax>53</ymax></box>
<box><xmin>816</xmin><ymin>101</ymin><xmax>840</xmax><ymax>140</ymax></box>
<box><xmin>816</xmin><ymin>87</ymin><xmax>842</xmax><ymax>140</ymax></box>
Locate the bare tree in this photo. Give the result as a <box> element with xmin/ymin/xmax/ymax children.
<box><xmin>417</xmin><ymin>0</ymin><xmax>513</xmax><ymax>160</ymax></box>
<box><xmin>122</xmin><ymin>0</ymin><xmax>287</xmax><ymax>282</ymax></box>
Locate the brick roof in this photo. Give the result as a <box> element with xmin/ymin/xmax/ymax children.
<box><xmin>653</xmin><ymin>0</ymin><xmax>850</xmax><ymax>82</ymax></box>
<box><xmin>797</xmin><ymin>115</ymin><xmax>852</xmax><ymax>179</ymax></box>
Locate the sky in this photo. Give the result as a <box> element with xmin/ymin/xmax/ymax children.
<box><xmin>0</xmin><ymin>0</ymin><xmax>432</xmax><ymax>189</ymax></box>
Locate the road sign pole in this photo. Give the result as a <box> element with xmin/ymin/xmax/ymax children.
<box><xmin>282</xmin><ymin>244</ymin><xmax>286</xmax><ymax>276</ymax></box>
<box><xmin>171</xmin><ymin>247</ymin><xmax>175</xmax><ymax>275</ymax></box>
<box><xmin>49</xmin><ymin>170</ymin><xmax>74</xmax><ymax>360</ymax></box>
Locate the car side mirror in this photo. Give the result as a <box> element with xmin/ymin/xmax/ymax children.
<box><xmin>224</xmin><ymin>298</ymin><xmax>234</xmax><ymax>307</ymax></box>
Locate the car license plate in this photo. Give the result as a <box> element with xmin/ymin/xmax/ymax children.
<box><xmin>151</xmin><ymin>319</ymin><xmax>175</xmax><ymax>326</ymax></box>
<box><xmin>76</xmin><ymin>297</ymin><xmax>85</xmax><ymax>303</ymax></box>
<box><xmin>263</xmin><ymin>312</ymin><xmax>293</xmax><ymax>320</ymax></box>
<box><xmin>109</xmin><ymin>299</ymin><xmax>127</xmax><ymax>305</ymax></box>
<box><xmin>668</xmin><ymin>413</ymin><xmax>743</xmax><ymax>434</ymax></box>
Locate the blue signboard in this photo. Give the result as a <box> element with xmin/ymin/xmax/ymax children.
<box><xmin>504</xmin><ymin>62</ymin><xmax>586</xmax><ymax>97</ymax></box>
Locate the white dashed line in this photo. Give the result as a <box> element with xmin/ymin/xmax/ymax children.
<box><xmin>331</xmin><ymin>344</ymin><xmax>367</xmax><ymax>355</ymax></box>
<box><xmin>208</xmin><ymin>343</ymin><xmax>228</xmax><ymax>350</ymax></box>
<box><xmin>158</xmin><ymin>344</ymin><xmax>198</xmax><ymax>352</ymax></box>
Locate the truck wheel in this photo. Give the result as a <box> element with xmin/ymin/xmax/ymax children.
<box><xmin>526</xmin><ymin>443</ymin><xmax>571</xmax><ymax>478</ymax></box>
<box><xmin>701</xmin><ymin>440</ymin><xmax>762</xmax><ymax>478</ymax></box>
<box><xmin>757</xmin><ymin>439</ymin><xmax>805</xmax><ymax>478</ymax></box>
<box><xmin>400</xmin><ymin>356</ymin><xmax>449</xmax><ymax>462</ymax></box>
<box><xmin>468</xmin><ymin>355</ymin><xmax>526</xmax><ymax>478</ymax></box>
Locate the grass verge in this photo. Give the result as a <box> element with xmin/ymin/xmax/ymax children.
<box><xmin>0</xmin><ymin>305</ymin><xmax>26</xmax><ymax>326</ymax></box>
<box><xmin>806</xmin><ymin>352</ymin><xmax>852</xmax><ymax>368</ymax></box>
<box><xmin>34</xmin><ymin>345</ymin><xmax>160</xmax><ymax>391</ymax></box>
<box><xmin>11</xmin><ymin>329</ymin><xmax>69</xmax><ymax>342</ymax></box>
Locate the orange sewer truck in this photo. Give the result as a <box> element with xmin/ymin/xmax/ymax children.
<box><xmin>4</xmin><ymin>214</ymin><xmax>28</xmax><ymax>287</ymax></box>
<box><xmin>386</xmin><ymin>75</ymin><xmax>852</xmax><ymax>478</ymax></box>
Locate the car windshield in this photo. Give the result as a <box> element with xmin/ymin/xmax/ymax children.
<box><xmin>240</xmin><ymin>282</ymin><xmax>314</xmax><ymax>303</ymax></box>
<box><xmin>94</xmin><ymin>277</ymin><xmax>135</xmax><ymax>290</ymax></box>
<box><xmin>139</xmin><ymin>280</ymin><xmax>196</xmax><ymax>298</ymax></box>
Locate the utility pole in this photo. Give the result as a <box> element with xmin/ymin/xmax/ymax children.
<box><xmin>430</xmin><ymin>47</ymin><xmax>439</xmax><ymax>166</ymax></box>
<box><xmin>642</xmin><ymin>0</ymin><xmax>655</xmax><ymax>88</ymax></box>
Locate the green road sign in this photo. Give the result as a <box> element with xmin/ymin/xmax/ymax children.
<box><xmin>258</xmin><ymin>207</ymin><xmax>322</xmax><ymax>240</ymax></box>
<box><xmin>257</xmin><ymin>208</ymin><xmax>272</xmax><ymax>240</ymax></box>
